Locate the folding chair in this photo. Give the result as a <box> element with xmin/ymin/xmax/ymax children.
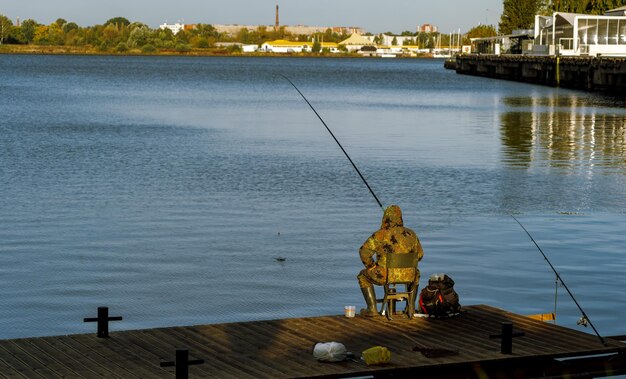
<box><xmin>378</xmin><ymin>251</ymin><xmax>419</xmax><ymax>320</ymax></box>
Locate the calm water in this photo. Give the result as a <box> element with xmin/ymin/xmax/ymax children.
<box><xmin>1</xmin><ymin>55</ymin><xmax>626</xmax><ymax>340</ymax></box>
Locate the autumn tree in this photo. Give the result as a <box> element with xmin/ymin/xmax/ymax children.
<box><xmin>100</xmin><ymin>23</ymin><xmax>122</xmax><ymax>47</ymax></box>
<box><xmin>466</xmin><ymin>24</ymin><xmax>498</xmax><ymax>39</ymax></box>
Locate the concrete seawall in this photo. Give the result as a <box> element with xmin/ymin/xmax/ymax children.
<box><xmin>456</xmin><ymin>54</ymin><xmax>626</xmax><ymax>92</ymax></box>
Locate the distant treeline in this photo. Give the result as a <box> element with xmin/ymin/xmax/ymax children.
<box><xmin>0</xmin><ymin>16</ymin><xmax>292</xmax><ymax>53</ymax></box>
<box><xmin>0</xmin><ymin>15</ymin><xmax>500</xmax><ymax>53</ymax></box>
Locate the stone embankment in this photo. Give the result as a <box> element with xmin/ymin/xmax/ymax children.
<box><xmin>455</xmin><ymin>54</ymin><xmax>626</xmax><ymax>92</ymax></box>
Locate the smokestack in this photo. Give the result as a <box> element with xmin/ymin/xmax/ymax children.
<box><xmin>275</xmin><ymin>4</ymin><xmax>279</xmax><ymax>30</ymax></box>
<box><xmin>16</xmin><ymin>17</ymin><xmax>20</xmax><ymax>27</ymax></box>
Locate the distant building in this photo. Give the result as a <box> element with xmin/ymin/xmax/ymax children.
<box><xmin>418</xmin><ymin>24</ymin><xmax>438</xmax><ymax>33</ymax></box>
<box><xmin>364</xmin><ymin>34</ymin><xmax>416</xmax><ymax>46</ymax></box>
<box><xmin>338</xmin><ymin>33</ymin><xmax>375</xmax><ymax>52</ymax></box>
<box><xmin>260</xmin><ymin>39</ymin><xmax>339</xmax><ymax>53</ymax></box>
<box><xmin>159</xmin><ymin>23</ymin><xmax>185</xmax><ymax>35</ymax></box>
<box><xmin>212</xmin><ymin>24</ymin><xmax>364</xmax><ymax>36</ymax></box>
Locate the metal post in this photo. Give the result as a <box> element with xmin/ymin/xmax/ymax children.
<box><xmin>489</xmin><ymin>322</ymin><xmax>525</xmax><ymax>354</ymax></box>
<box><xmin>176</xmin><ymin>349</ymin><xmax>189</xmax><ymax>379</ymax></box>
<box><xmin>98</xmin><ymin>307</ymin><xmax>109</xmax><ymax>338</ymax></box>
<box><xmin>160</xmin><ymin>348</ymin><xmax>204</xmax><ymax>379</ymax></box>
<box><xmin>84</xmin><ymin>306</ymin><xmax>123</xmax><ymax>338</ymax></box>
<box><xmin>501</xmin><ymin>323</ymin><xmax>513</xmax><ymax>354</ymax></box>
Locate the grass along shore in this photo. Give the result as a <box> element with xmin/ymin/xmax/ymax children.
<box><xmin>0</xmin><ymin>43</ymin><xmax>433</xmax><ymax>58</ymax></box>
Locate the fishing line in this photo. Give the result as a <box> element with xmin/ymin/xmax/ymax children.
<box><xmin>281</xmin><ymin>75</ymin><xmax>384</xmax><ymax>211</ymax></box>
<box><xmin>511</xmin><ymin>215</ymin><xmax>606</xmax><ymax>346</ymax></box>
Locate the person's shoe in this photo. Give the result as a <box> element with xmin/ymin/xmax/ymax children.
<box><xmin>360</xmin><ymin>286</ymin><xmax>379</xmax><ymax>317</ymax></box>
<box><xmin>359</xmin><ymin>307</ymin><xmax>379</xmax><ymax>317</ymax></box>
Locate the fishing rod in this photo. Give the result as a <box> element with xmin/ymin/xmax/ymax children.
<box><xmin>511</xmin><ymin>215</ymin><xmax>607</xmax><ymax>346</ymax></box>
<box><xmin>281</xmin><ymin>75</ymin><xmax>385</xmax><ymax>211</ymax></box>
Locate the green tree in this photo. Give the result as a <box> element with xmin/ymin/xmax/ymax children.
<box><xmin>101</xmin><ymin>23</ymin><xmax>121</xmax><ymax>46</ymax></box>
<box><xmin>312</xmin><ymin>40</ymin><xmax>321</xmax><ymax>53</ymax></box>
<box><xmin>466</xmin><ymin>24</ymin><xmax>498</xmax><ymax>39</ymax></box>
<box><xmin>175</xmin><ymin>42</ymin><xmax>191</xmax><ymax>52</ymax></box>
<box><xmin>116</xmin><ymin>42</ymin><xmax>128</xmax><ymax>52</ymax></box>
<box><xmin>391</xmin><ymin>36</ymin><xmax>398</xmax><ymax>45</ymax></box>
<box><xmin>0</xmin><ymin>15</ymin><xmax>12</xmax><ymax>44</ymax></box>
<box><xmin>63</xmin><ymin>22</ymin><xmax>78</xmax><ymax>34</ymax></box>
<box><xmin>142</xmin><ymin>44</ymin><xmax>156</xmax><ymax>53</ymax></box>
<box><xmin>127</xmin><ymin>26</ymin><xmax>151</xmax><ymax>47</ymax></box>
<box><xmin>20</xmin><ymin>19</ymin><xmax>38</xmax><ymax>43</ymax></box>
<box><xmin>129</xmin><ymin>22</ymin><xmax>149</xmax><ymax>30</ymax></box>
<box><xmin>190</xmin><ymin>36</ymin><xmax>209</xmax><ymax>48</ymax></box>
<box><xmin>152</xmin><ymin>28</ymin><xmax>175</xmax><ymax>48</ymax></box>
<box><xmin>194</xmin><ymin>24</ymin><xmax>219</xmax><ymax>39</ymax></box>
<box><xmin>323</xmin><ymin>28</ymin><xmax>334</xmax><ymax>42</ymax></box>
<box><xmin>499</xmin><ymin>0</ymin><xmax>543</xmax><ymax>34</ymax></box>
<box><xmin>10</xmin><ymin>27</ymin><xmax>26</xmax><ymax>44</ymax></box>
<box><xmin>105</xmin><ymin>17</ymin><xmax>130</xmax><ymax>27</ymax></box>
<box><xmin>255</xmin><ymin>26</ymin><xmax>269</xmax><ymax>43</ymax></box>
<box><xmin>175</xmin><ymin>29</ymin><xmax>190</xmax><ymax>44</ymax></box>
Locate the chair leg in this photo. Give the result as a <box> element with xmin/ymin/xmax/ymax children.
<box><xmin>407</xmin><ymin>285</ymin><xmax>418</xmax><ymax>319</ymax></box>
<box><xmin>385</xmin><ymin>299</ymin><xmax>393</xmax><ymax>320</ymax></box>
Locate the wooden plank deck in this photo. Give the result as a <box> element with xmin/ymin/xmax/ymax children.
<box><xmin>1</xmin><ymin>304</ymin><xmax>625</xmax><ymax>378</ymax></box>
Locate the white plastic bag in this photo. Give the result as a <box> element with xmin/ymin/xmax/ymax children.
<box><xmin>313</xmin><ymin>342</ymin><xmax>347</xmax><ymax>362</ymax></box>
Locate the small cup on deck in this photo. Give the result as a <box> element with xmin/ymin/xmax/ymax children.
<box><xmin>344</xmin><ymin>305</ymin><xmax>356</xmax><ymax>318</ymax></box>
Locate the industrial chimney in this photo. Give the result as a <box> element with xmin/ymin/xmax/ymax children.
<box><xmin>275</xmin><ymin>4</ymin><xmax>279</xmax><ymax>30</ymax></box>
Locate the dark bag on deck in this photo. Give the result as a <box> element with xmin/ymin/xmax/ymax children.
<box><xmin>418</xmin><ymin>273</ymin><xmax>461</xmax><ymax>317</ymax></box>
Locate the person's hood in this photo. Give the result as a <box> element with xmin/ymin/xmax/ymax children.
<box><xmin>381</xmin><ymin>205</ymin><xmax>403</xmax><ymax>230</ymax></box>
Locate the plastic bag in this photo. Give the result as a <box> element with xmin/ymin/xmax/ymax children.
<box><xmin>313</xmin><ymin>342</ymin><xmax>347</xmax><ymax>362</ymax></box>
<box><xmin>361</xmin><ymin>346</ymin><xmax>391</xmax><ymax>365</ymax></box>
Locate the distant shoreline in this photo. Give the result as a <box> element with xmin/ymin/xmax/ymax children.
<box><xmin>0</xmin><ymin>44</ymin><xmax>435</xmax><ymax>59</ymax></box>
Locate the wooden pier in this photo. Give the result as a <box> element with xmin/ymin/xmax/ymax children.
<box><xmin>455</xmin><ymin>54</ymin><xmax>626</xmax><ymax>92</ymax></box>
<box><xmin>1</xmin><ymin>305</ymin><xmax>625</xmax><ymax>378</ymax></box>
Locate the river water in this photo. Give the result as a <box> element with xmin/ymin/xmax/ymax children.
<box><xmin>1</xmin><ymin>55</ymin><xmax>625</xmax><ymax>340</ymax></box>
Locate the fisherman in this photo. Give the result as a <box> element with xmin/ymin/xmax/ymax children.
<box><xmin>357</xmin><ymin>205</ymin><xmax>424</xmax><ymax>317</ymax></box>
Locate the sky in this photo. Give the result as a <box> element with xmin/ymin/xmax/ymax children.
<box><xmin>1</xmin><ymin>0</ymin><xmax>503</xmax><ymax>34</ymax></box>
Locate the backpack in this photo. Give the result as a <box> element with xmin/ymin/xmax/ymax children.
<box><xmin>418</xmin><ymin>273</ymin><xmax>461</xmax><ymax>317</ymax></box>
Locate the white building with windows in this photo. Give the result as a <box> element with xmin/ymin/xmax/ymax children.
<box><xmin>534</xmin><ymin>7</ymin><xmax>626</xmax><ymax>57</ymax></box>
<box><xmin>159</xmin><ymin>22</ymin><xmax>185</xmax><ymax>35</ymax></box>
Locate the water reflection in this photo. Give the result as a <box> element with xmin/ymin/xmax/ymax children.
<box><xmin>501</xmin><ymin>95</ymin><xmax>626</xmax><ymax>172</ymax></box>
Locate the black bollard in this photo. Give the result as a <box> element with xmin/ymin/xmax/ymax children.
<box><xmin>83</xmin><ymin>307</ymin><xmax>123</xmax><ymax>338</ymax></box>
<box><xmin>160</xmin><ymin>348</ymin><xmax>204</xmax><ymax>379</ymax></box>
<box><xmin>489</xmin><ymin>322</ymin><xmax>525</xmax><ymax>354</ymax></box>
